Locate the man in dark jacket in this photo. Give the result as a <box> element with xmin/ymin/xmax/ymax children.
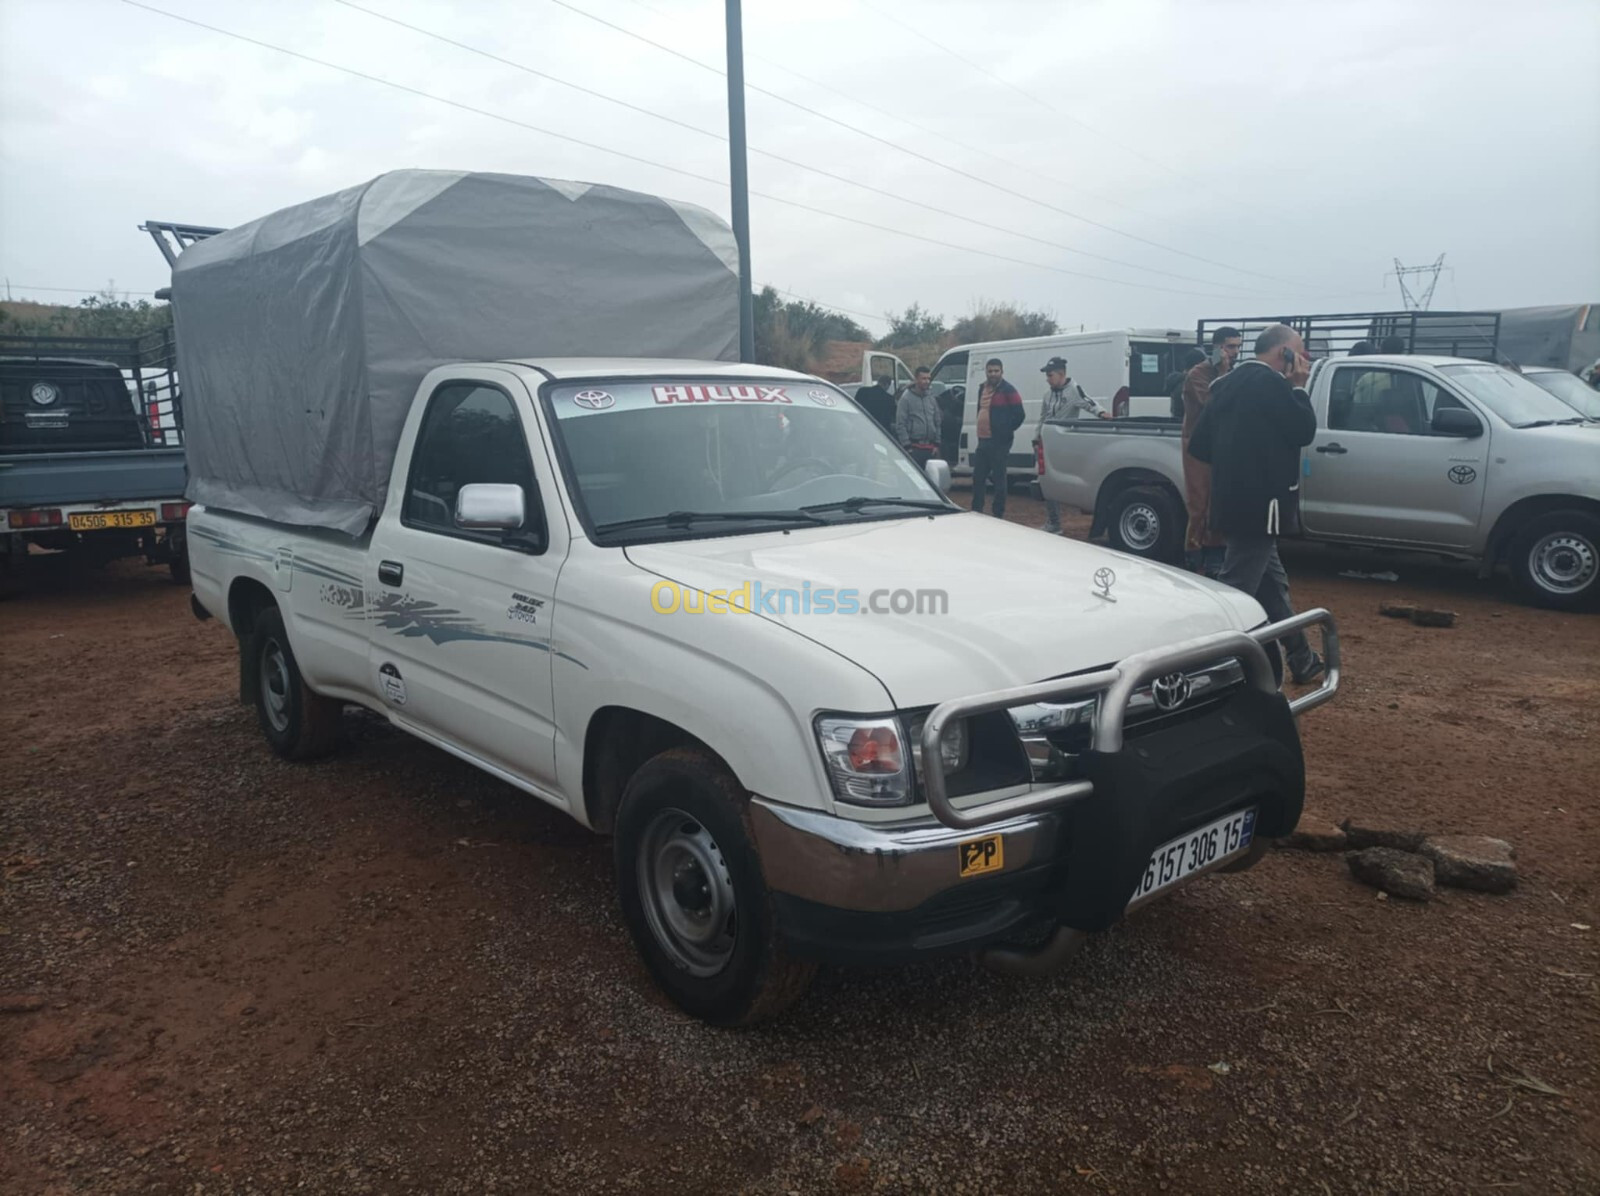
<box><xmin>856</xmin><ymin>374</ymin><xmax>898</xmax><ymax>431</ymax></box>
<box><xmin>1188</xmin><ymin>324</ymin><xmax>1324</xmax><ymax>684</ymax></box>
<box><xmin>970</xmin><ymin>357</ymin><xmax>1024</xmax><ymax>517</ymax></box>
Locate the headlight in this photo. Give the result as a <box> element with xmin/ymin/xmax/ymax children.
<box><xmin>815</xmin><ymin>712</ymin><xmax>971</xmax><ymax>808</ymax></box>
<box><xmin>815</xmin><ymin>715</ymin><xmax>911</xmax><ymax>807</ymax></box>
<box><xmin>906</xmin><ymin>711</ymin><xmax>969</xmax><ymax>775</ymax></box>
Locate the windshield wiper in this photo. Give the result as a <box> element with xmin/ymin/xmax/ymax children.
<box><xmin>595</xmin><ymin>509</ymin><xmax>826</xmax><ymax>534</ymax></box>
<box><xmin>1517</xmin><ymin>418</ymin><xmax>1584</xmax><ymax>428</ymax></box>
<box><xmin>802</xmin><ymin>496</ymin><xmax>953</xmax><ymax>514</ymax></box>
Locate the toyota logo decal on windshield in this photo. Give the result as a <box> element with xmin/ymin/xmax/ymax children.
<box><xmin>572</xmin><ymin>389</ymin><xmax>615</xmax><ymax>410</ymax></box>
<box><xmin>807</xmin><ymin>388</ymin><xmax>837</xmax><ymax>407</ymax></box>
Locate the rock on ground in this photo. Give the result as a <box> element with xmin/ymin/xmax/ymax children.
<box><xmin>1341</xmin><ymin>820</ymin><xmax>1425</xmax><ymax>852</ymax></box>
<box><xmin>1421</xmin><ymin>835</ymin><xmax>1518</xmax><ymax>894</ymax></box>
<box><xmin>1278</xmin><ymin>815</ymin><xmax>1348</xmax><ymax>852</ymax></box>
<box><xmin>1347</xmin><ymin>847</ymin><xmax>1436</xmax><ymax>901</ymax></box>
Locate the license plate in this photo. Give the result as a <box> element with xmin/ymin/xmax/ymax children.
<box><xmin>1130</xmin><ymin>807</ymin><xmax>1256</xmax><ymax>905</ymax></box>
<box><xmin>958</xmin><ymin>834</ymin><xmax>1004</xmax><ymax>877</ymax></box>
<box><xmin>68</xmin><ymin>509</ymin><xmax>156</xmax><ymax>531</ymax></box>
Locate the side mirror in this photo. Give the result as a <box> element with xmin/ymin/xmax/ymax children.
<box><xmin>1431</xmin><ymin>406</ymin><xmax>1483</xmax><ymax>437</ymax></box>
<box><xmin>456</xmin><ymin>482</ymin><xmax>526</xmax><ymax>530</ymax></box>
<box><xmin>924</xmin><ymin>458</ymin><xmax>952</xmax><ymax>494</ymax></box>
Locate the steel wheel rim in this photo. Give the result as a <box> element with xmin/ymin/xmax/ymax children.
<box><xmin>637</xmin><ymin>807</ymin><xmax>737</xmax><ymax>977</ymax></box>
<box><xmin>260</xmin><ymin>637</ymin><xmax>292</xmax><ymax>733</ymax></box>
<box><xmin>1119</xmin><ymin>503</ymin><xmax>1161</xmax><ymax>552</ymax></box>
<box><xmin>1529</xmin><ymin>532</ymin><xmax>1597</xmax><ymax>595</ymax></box>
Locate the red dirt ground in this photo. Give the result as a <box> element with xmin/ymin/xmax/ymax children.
<box><xmin>3</xmin><ymin>500</ymin><xmax>1596</xmax><ymax>1194</ymax></box>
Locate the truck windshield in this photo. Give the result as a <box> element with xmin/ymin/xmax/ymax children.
<box><xmin>544</xmin><ymin>378</ymin><xmax>953</xmax><ymax>542</ymax></box>
<box><xmin>1523</xmin><ymin>370</ymin><xmax>1600</xmax><ymax>421</ymax></box>
<box><xmin>1435</xmin><ymin>364</ymin><xmax>1586</xmax><ymax>428</ymax></box>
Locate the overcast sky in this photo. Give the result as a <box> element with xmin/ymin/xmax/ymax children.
<box><xmin>3</xmin><ymin>0</ymin><xmax>1597</xmax><ymax>334</ymax></box>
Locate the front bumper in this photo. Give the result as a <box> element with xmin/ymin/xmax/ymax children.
<box><xmin>750</xmin><ymin>610</ymin><xmax>1339</xmax><ymax>964</ymax></box>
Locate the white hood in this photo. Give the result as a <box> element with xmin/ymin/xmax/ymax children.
<box><xmin>626</xmin><ymin>512</ymin><xmax>1264</xmax><ymax>707</ymax></box>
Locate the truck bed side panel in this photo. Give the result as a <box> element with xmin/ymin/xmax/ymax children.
<box><xmin>188</xmin><ymin>508</ymin><xmax>373</xmax><ymax>703</ymax></box>
<box><xmin>1039</xmin><ymin>420</ymin><xmax>1185</xmax><ymax>511</ymax></box>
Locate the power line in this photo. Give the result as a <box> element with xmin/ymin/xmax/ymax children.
<box><xmin>772</xmin><ymin>287</ymin><xmax>888</xmax><ymax>326</ymax></box>
<box><xmin>116</xmin><ymin>1</ymin><xmax>1291</xmax><ymax>302</ymax></box>
<box><xmin>857</xmin><ymin>0</ymin><xmax>1188</xmax><ymax>186</ymax></box>
<box><xmin>615</xmin><ymin>0</ymin><xmax>1156</xmax><ymax>221</ymax></box>
<box><xmin>541</xmin><ymin>0</ymin><xmax>1311</xmax><ymax>289</ymax></box>
<box><xmin>1</xmin><ymin>283</ymin><xmax>159</xmax><ymax>297</ymax></box>
<box><xmin>334</xmin><ymin>0</ymin><xmax>1269</xmax><ymax>296</ymax></box>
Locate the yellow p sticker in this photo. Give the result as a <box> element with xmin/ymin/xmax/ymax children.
<box><xmin>958</xmin><ymin>834</ymin><xmax>1004</xmax><ymax>877</ymax></box>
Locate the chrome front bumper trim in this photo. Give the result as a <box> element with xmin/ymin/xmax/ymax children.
<box><xmin>748</xmin><ymin>798</ymin><xmax>1061</xmax><ymax>914</ymax></box>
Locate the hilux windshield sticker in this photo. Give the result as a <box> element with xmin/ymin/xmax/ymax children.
<box><xmin>550</xmin><ymin>380</ymin><xmax>853</xmax><ymax>419</ymax></box>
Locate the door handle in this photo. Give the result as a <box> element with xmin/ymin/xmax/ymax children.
<box><xmin>378</xmin><ymin>560</ymin><xmax>404</xmax><ymax>587</ymax></box>
<box><xmin>1315</xmin><ymin>443</ymin><xmax>1348</xmax><ymax>455</ymax></box>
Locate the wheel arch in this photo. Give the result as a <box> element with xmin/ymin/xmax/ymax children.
<box><xmin>1485</xmin><ymin>495</ymin><xmax>1600</xmax><ymax>570</ymax></box>
<box><xmin>1092</xmin><ymin>467</ymin><xmax>1184</xmax><ymax>540</ymax></box>
<box><xmin>227</xmin><ymin>576</ymin><xmax>279</xmax><ymax>704</ymax></box>
<box><xmin>582</xmin><ymin>706</ymin><xmax>735</xmax><ymax>834</ymax></box>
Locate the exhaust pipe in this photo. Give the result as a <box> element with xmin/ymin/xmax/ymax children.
<box><xmin>978</xmin><ymin>924</ymin><xmax>1087</xmax><ymax>977</ymax></box>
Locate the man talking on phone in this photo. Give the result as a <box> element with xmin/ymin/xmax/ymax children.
<box><xmin>1187</xmin><ymin>323</ymin><xmax>1324</xmax><ymax>685</ymax></box>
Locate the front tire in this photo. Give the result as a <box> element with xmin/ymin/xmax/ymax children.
<box><xmin>1107</xmin><ymin>484</ymin><xmax>1183</xmax><ymax>562</ymax></box>
<box><xmin>1509</xmin><ymin>510</ymin><xmax>1600</xmax><ymax>611</ymax></box>
<box><xmin>614</xmin><ymin>747</ymin><xmax>815</xmax><ymax>1026</ymax></box>
<box><xmin>248</xmin><ymin>607</ymin><xmax>343</xmax><ymax>759</ymax></box>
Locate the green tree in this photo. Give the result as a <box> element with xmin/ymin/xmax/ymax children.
<box><xmin>949</xmin><ymin>300</ymin><xmax>1058</xmax><ymax>344</ymax></box>
<box><xmin>877</xmin><ymin>303</ymin><xmax>946</xmax><ymax>349</ymax></box>
<box><xmin>752</xmin><ymin>285</ymin><xmax>869</xmax><ymax>371</ymax></box>
<box><xmin>1</xmin><ymin>290</ymin><xmax>173</xmax><ymax>339</ymax></box>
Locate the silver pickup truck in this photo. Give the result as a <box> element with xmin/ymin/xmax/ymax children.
<box><xmin>1041</xmin><ymin>353</ymin><xmax>1600</xmax><ymax>610</ymax></box>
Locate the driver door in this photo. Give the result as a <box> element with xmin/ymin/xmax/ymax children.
<box><xmin>365</xmin><ymin>373</ymin><xmax>569</xmax><ymax>792</ymax></box>
<box><xmin>1299</xmin><ymin>364</ymin><xmax>1488</xmax><ymax>549</ymax></box>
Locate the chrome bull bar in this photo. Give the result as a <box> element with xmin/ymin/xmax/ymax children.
<box><xmin>919</xmin><ymin>608</ymin><xmax>1340</xmax><ymax>831</ymax></box>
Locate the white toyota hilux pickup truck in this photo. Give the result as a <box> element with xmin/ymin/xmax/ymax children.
<box><xmin>190</xmin><ymin>357</ymin><xmax>1340</xmax><ymax>1024</ymax></box>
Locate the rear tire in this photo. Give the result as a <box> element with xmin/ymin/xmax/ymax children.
<box><xmin>248</xmin><ymin>607</ymin><xmax>343</xmax><ymax>760</ymax></box>
<box><xmin>167</xmin><ymin>529</ymin><xmax>191</xmax><ymax>585</ymax></box>
<box><xmin>614</xmin><ymin>747</ymin><xmax>815</xmax><ymax>1026</ymax></box>
<box><xmin>1106</xmin><ymin>484</ymin><xmax>1183</xmax><ymax>562</ymax></box>
<box><xmin>1508</xmin><ymin>510</ymin><xmax>1600</xmax><ymax>611</ymax></box>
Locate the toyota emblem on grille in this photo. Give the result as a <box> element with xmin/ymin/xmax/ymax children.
<box><xmin>1151</xmin><ymin>671</ymin><xmax>1193</xmax><ymax>712</ymax></box>
<box><xmin>30</xmin><ymin>381</ymin><xmax>60</xmax><ymax>407</ymax></box>
<box><xmin>1092</xmin><ymin>566</ymin><xmax>1116</xmax><ymax>602</ymax></box>
<box><xmin>572</xmin><ymin>389</ymin><xmax>615</xmax><ymax>410</ymax></box>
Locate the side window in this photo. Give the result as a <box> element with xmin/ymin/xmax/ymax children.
<box><xmin>404</xmin><ymin>383</ymin><xmax>543</xmax><ymax>545</ymax></box>
<box><xmin>1329</xmin><ymin>367</ymin><xmax>1455</xmax><ymax>436</ymax></box>
<box><xmin>931</xmin><ymin>351</ymin><xmax>968</xmax><ymax>386</ymax></box>
<box><xmin>1128</xmin><ymin>342</ymin><xmax>1171</xmax><ymax>396</ymax></box>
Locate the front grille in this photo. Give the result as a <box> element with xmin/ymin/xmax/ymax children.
<box><xmin>1012</xmin><ymin>657</ymin><xmax>1246</xmax><ymax>780</ymax></box>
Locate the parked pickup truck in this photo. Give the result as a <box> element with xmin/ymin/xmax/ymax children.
<box><xmin>1042</xmin><ymin>353</ymin><xmax>1600</xmax><ymax>610</ymax></box>
<box><xmin>1</xmin><ymin>332</ymin><xmax>190</xmax><ymax>580</ymax></box>
<box><xmin>193</xmin><ymin>356</ymin><xmax>1343</xmax><ymax>1022</ymax></box>
<box><xmin>179</xmin><ymin>171</ymin><xmax>1341</xmax><ymax>1025</ymax></box>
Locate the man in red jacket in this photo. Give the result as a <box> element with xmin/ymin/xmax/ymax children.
<box><xmin>970</xmin><ymin>357</ymin><xmax>1024</xmax><ymax>518</ymax></box>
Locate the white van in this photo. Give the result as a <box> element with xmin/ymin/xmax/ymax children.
<box><xmin>861</xmin><ymin>329</ymin><xmax>1192</xmax><ymax>477</ymax></box>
